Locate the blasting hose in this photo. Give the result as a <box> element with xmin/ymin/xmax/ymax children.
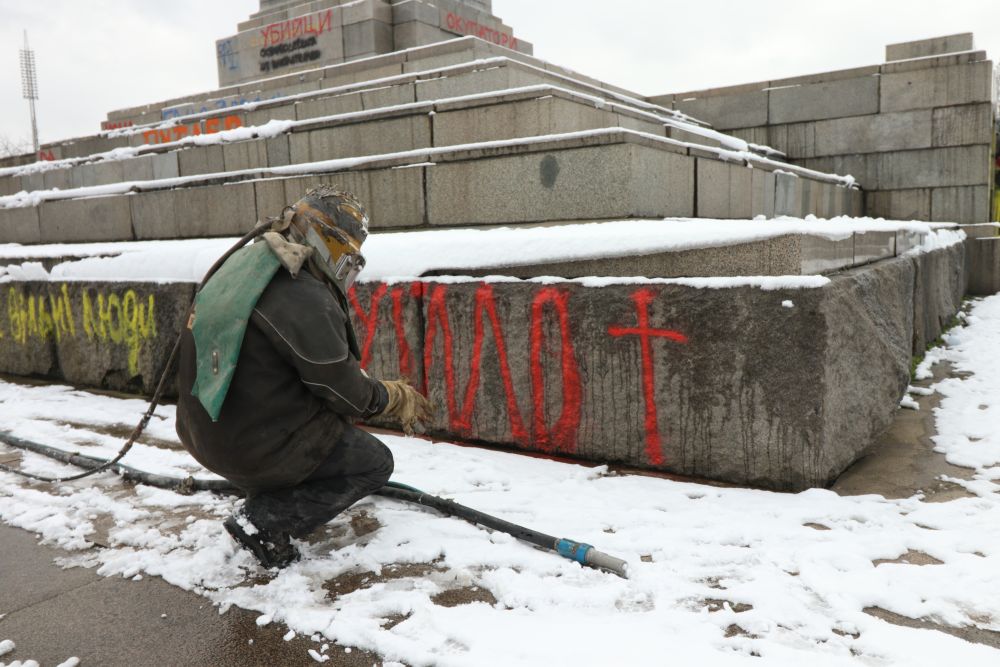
<box><xmin>379</xmin><ymin>482</ymin><xmax>630</xmax><ymax>578</ymax></box>
<box><xmin>0</xmin><ymin>433</ymin><xmax>630</xmax><ymax>578</ymax></box>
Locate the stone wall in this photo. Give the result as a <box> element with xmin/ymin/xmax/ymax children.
<box><xmin>652</xmin><ymin>34</ymin><xmax>997</xmax><ymax>224</ymax></box>
<box><xmin>0</xmin><ymin>243</ymin><xmax>964</xmax><ymax>491</ymax></box>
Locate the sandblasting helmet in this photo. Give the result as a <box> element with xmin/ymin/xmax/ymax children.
<box><xmin>286</xmin><ymin>186</ymin><xmax>370</xmax><ymax>295</ymax></box>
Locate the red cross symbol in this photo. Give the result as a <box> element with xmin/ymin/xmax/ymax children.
<box><xmin>607</xmin><ymin>288</ymin><xmax>688</xmax><ymax>465</ymax></box>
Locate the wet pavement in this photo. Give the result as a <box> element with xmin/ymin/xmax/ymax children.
<box><xmin>831</xmin><ymin>361</ymin><xmax>1000</xmax><ymax>650</ymax></box>
<box><xmin>832</xmin><ymin>361</ymin><xmax>975</xmax><ymax>502</ymax></box>
<box><xmin>0</xmin><ymin>523</ymin><xmax>381</xmax><ymax>666</ymax></box>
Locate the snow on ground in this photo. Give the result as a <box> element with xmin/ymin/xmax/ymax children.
<box><xmin>0</xmin><ymin>217</ymin><xmax>967</xmax><ymax>285</ymax></box>
<box><xmin>0</xmin><ymin>638</ymin><xmax>78</xmax><ymax>667</ymax></box>
<box><xmin>1</xmin><ymin>301</ymin><xmax>999</xmax><ymax>665</ymax></box>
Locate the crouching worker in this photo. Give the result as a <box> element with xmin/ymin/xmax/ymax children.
<box><xmin>175</xmin><ymin>186</ymin><xmax>433</xmax><ymax>569</ymax></box>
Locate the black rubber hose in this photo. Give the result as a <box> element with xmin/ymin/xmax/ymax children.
<box><xmin>376</xmin><ymin>483</ymin><xmax>558</xmax><ymax>550</ymax></box>
<box><xmin>0</xmin><ymin>433</ymin><xmax>630</xmax><ymax>578</ymax></box>
<box><xmin>0</xmin><ymin>431</ymin><xmax>238</xmax><ymax>493</ymax></box>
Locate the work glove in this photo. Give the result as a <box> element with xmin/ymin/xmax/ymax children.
<box><xmin>381</xmin><ymin>379</ymin><xmax>434</xmax><ymax>436</ymax></box>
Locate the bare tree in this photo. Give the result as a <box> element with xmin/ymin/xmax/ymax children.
<box><xmin>0</xmin><ymin>134</ymin><xmax>31</xmax><ymax>158</ymax></box>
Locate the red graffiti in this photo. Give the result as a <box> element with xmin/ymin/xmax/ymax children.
<box><xmin>530</xmin><ymin>288</ymin><xmax>582</xmax><ymax>453</ymax></box>
<box><xmin>142</xmin><ymin>115</ymin><xmax>243</xmax><ymax>146</ymax></box>
<box><xmin>348</xmin><ymin>283</ymin><xmax>418</xmax><ymax>381</ymax></box>
<box><xmin>424</xmin><ymin>283</ymin><xmax>528</xmax><ymax>441</ymax></box>
<box><xmin>260</xmin><ymin>10</ymin><xmax>333</xmax><ymax>47</ymax></box>
<box><xmin>445</xmin><ymin>12</ymin><xmax>518</xmax><ymax>50</ymax></box>
<box><xmin>351</xmin><ymin>281</ymin><xmax>688</xmax><ymax>468</ymax></box>
<box><xmin>348</xmin><ymin>283</ymin><xmax>387</xmax><ymax>368</ymax></box>
<box><xmin>101</xmin><ymin>120</ymin><xmax>134</xmax><ymax>131</ymax></box>
<box><xmin>37</xmin><ymin>149</ymin><xmax>56</xmax><ymax>162</ymax></box>
<box><xmin>608</xmin><ymin>289</ymin><xmax>688</xmax><ymax>466</ymax></box>
<box><xmin>389</xmin><ymin>284</ymin><xmax>421</xmax><ymax>379</ymax></box>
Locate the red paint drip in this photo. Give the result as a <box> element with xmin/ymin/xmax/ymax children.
<box><xmin>607</xmin><ymin>288</ymin><xmax>688</xmax><ymax>466</ymax></box>
<box><xmin>530</xmin><ymin>288</ymin><xmax>582</xmax><ymax>454</ymax></box>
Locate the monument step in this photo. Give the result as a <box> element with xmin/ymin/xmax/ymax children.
<box><xmin>14</xmin><ymin>55</ymin><xmax>704</xmax><ymax>169</ymax></box>
<box><xmin>0</xmin><ymin>128</ymin><xmax>859</xmax><ymax>245</ymax></box>
<box><xmin>1</xmin><ymin>85</ymin><xmax>747</xmax><ymax>199</ymax></box>
<box><xmin>103</xmin><ymin>37</ymin><xmax>495</xmax><ymax>128</ymax></box>
<box><xmin>101</xmin><ymin>36</ymin><xmax>628</xmax><ymax>132</ymax></box>
<box><xmin>0</xmin><ymin>219</ymin><xmax>936</xmax><ymax>282</ymax></box>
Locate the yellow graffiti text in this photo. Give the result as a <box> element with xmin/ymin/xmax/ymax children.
<box><xmin>5</xmin><ymin>285</ymin><xmax>157</xmax><ymax>378</ymax></box>
<box><xmin>81</xmin><ymin>289</ymin><xmax>158</xmax><ymax>375</ymax></box>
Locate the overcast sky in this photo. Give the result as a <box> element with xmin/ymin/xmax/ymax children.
<box><xmin>1</xmin><ymin>0</ymin><xmax>998</xmax><ymax>147</ymax></box>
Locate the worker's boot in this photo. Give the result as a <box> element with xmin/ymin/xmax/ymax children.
<box><xmin>224</xmin><ymin>509</ymin><xmax>299</xmax><ymax>569</ymax></box>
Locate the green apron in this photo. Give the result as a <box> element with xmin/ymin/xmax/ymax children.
<box><xmin>191</xmin><ymin>241</ymin><xmax>282</xmax><ymax>421</ymax></box>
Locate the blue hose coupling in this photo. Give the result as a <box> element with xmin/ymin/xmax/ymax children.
<box><xmin>555</xmin><ymin>538</ymin><xmax>593</xmax><ymax>564</ymax></box>
<box><xmin>556</xmin><ymin>537</ymin><xmax>630</xmax><ymax>578</ymax></box>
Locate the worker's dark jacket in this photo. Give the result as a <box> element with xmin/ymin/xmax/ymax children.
<box><xmin>176</xmin><ymin>269</ymin><xmax>388</xmax><ymax>492</ymax></box>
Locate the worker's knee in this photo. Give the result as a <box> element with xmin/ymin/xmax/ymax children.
<box><xmin>372</xmin><ymin>441</ymin><xmax>394</xmax><ymax>485</ymax></box>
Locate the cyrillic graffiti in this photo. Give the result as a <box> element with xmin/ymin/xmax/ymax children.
<box><xmin>424</xmin><ymin>282</ymin><xmax>529</xmax><ymax>442</ymax></box>
<box><xmin>4</xmin><ymin>285</ymin><xmax>158</xmax><ymax>377</ymax></box>
<box><xmin>217</xmin><ymin>38</ymin><xmax>240</xmax><ymax>72</ymax></box>
<box><xmin>608</xmin><ymin>289</ymin><xmax>688</xmax><ymax>465</ymax></box>
<box><xmin>142</xmin><ymin>115</ymin><xmax>244</xmax><ymax>146</ymax></box>
<box><xmin>81</xmin><ymin>290</ymin><xmax>158</xmax><ymax>376</ymax></box>
<box><xmin>162</xmin><ymin>94</ymin><xmax>284</xmax><ymax>121</ymax></box>
<box><xmin>260</xmin><ymin>37</ymin><xmax>322</xmax><ymax>74</ymax></box>
<box><xmin>7</xmin><ymin>284</ymin><xmax>75</xmax><ymax>345</ymax></box>
<box><xmin>260</xmin><ymin>35</ymin><xmax>318</xmax><ymax>59</ymax></box>
<box><xmin>444</xmin><ymin>12</ymin><xmax>518</xmax><ymax>50</ymax></box>
<box><xmin>349</xmin><ymin>281</ymin><xmax>688</xmax><ymax>465</ymax></box>
<box><xmin>348</xmin><ymin>282</ymin><xmax>421</xmax><ymax>380</ymax></box>
<box><xmin>259</xmin><ymin>10</ymin><xmax>334</xmax><ymax>48</ymax></box>
<box><xmin>530</xmin><ymin>287</ymin><xmax>582</xmax><ymax>453</ymax></box>
<box><xmin>100</xmin><ymin>120</ymin><xmax>134</xmax><ymax>131</ymax></box>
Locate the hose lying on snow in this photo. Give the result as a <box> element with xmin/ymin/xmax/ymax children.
<box><xmin>381</xmin><ymin>481</ymin><xmax>630</xmax><ymax>578</ymax></box>
<box><xmin>0</xmin><ymin>432</ymin><xmax>630</xmax><ymax>578</ymax></box>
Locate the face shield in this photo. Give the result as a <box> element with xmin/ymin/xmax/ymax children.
<box><xmin>285</xmin><ymin>187</ymin><xmax>371</xmax><ymax>296</ymax></box>
<box><xmin>303</xmin><ymin>223</ymin><xmax>366</xmax><ymax>294</ymax></box>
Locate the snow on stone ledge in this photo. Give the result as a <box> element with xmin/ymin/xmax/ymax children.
<box><xmin>0</xmin><ymin>217</ymin><xmax>964</xmax><ymax>286</ymax></box>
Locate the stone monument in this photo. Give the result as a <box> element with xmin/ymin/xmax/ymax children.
<box><xmin>216</xmin><ymin>0</ymin><xmax>530</xmax><ymax>87</ymax></box>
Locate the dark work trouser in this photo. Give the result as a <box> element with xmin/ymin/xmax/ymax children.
<box><xmin>244</xmin><ymin>424</ymin><xmax>394</xmax><ymax>538</ymax></box>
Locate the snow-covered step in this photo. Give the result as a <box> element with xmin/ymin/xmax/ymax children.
<box><xmin>102</xmin><ymin>37</ymin><xmax>498</xmax><ymax>130</ymax></box>
<box><xmin>0</xmin><ymin>128</ymin><xmax>860</xmax><ymax>245</ymax></box>
<box><xmin>1</xmin><ymin>85</ymin><xmax>735</xmax><ymax>200</ymax></box>
<box><xmin>101</xmin><ymin>36</ymin><xmax>629</xmax><ymax>134</ymax></box>
<box><xmin>9</xmin><ymin>56</ymin><xmax>678</xmax><ymax>170</ymax></box>
<box><xmin>0</xmin><ymin>219</ymin><xmax>944</xmax><ymax>283</ymax></box>
<box><xmin>21</xmin><ymin>53</ymin><xmax>697</xmax><ymax>171</ymax></box>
